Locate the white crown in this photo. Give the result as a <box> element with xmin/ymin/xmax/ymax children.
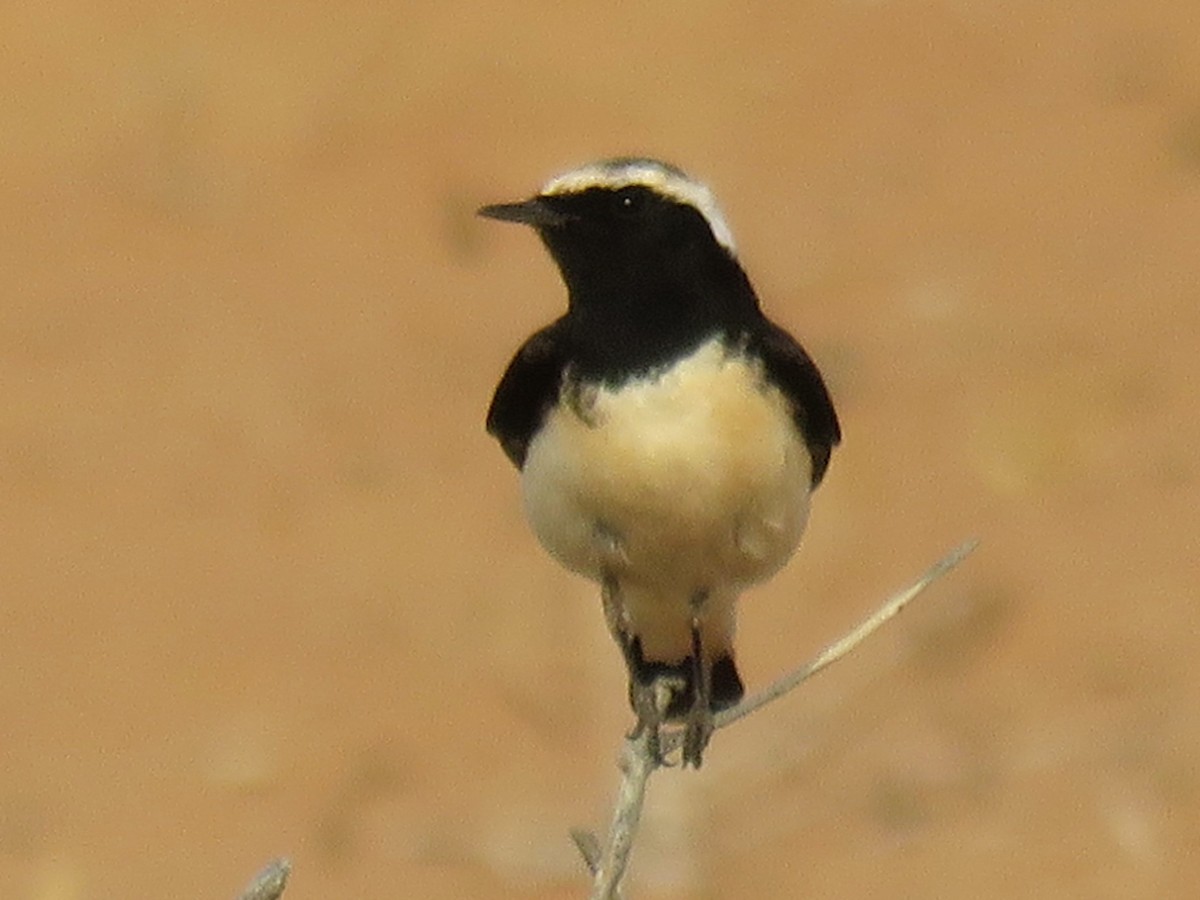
<box><xmin>540</xmin><ymin>158</ymin><xmax>737</xmax><ymax>253</ymax></box>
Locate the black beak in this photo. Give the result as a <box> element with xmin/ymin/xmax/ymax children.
<box><xmin>477</xmin><ymin>196</ymin><xmax>572</xmax><ymax>228</ymax></box>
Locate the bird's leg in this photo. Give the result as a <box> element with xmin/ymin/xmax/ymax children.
<box><xmin>682</xmin><ymin>591</ymin><xmax>715</xmax><ymax>768</ymax></box>
<box><xmin>594</xmin><ymin>520</ymin><xmax>629</xmax><ymax>569</ymax></box>
<box><xmin>597</xmin><ymin>525</ymin><xmax>642</xmax><ymax>695</ymax></box>
<box><xmin>601</xmin><ymin>572</ymin><xmax>639</xmax><ymax>674</ymax></box>
<box><xmin>602</xmin><ymin>571</ymin><xmax>675</xmax><ymax>764</ymax></box>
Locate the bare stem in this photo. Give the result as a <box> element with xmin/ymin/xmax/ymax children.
<box><xmin>571</xmin><ymin>828</ymin><xmax>603</xmax><ymax>874</ymax></box>
<box><xmin>588</xmin><ymin>726</ymin><xmax>660</xmax><ymax>900</ymax></box>
<box><xmin>580</xmin><ymin>539</ymin><xmax>978</xmax><ymax>895</ymax></box>
<box><xmin>670</xmin><ymin>538</ymin><xmax>979</xmax><ymax>749</ymax></box>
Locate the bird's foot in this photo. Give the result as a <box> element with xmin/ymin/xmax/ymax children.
<box><xmin>629</xmin><ymin>676</ymin><xmax>683</xmax><ymax>766</ymax></box>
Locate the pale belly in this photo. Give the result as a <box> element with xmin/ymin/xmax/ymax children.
<box><xmin>520</xmin><ymin>340</ymin><xmax>813</xmax><ymax>598</ymax></box>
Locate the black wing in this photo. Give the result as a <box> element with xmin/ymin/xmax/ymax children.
<box><xmin>751</xmin><ymin>320</ymin><xmax>841</xmax><ymax>486</ymax></box>
<box><xmin>486</xmin><ymin>319</ymin><xmax>570</xmax><ymax>468</ymax></box>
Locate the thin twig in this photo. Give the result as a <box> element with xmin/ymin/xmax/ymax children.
<box><xmin>235</xmin><ymin>858</ymin><xmax>292</xmax><ymax>900</ymax></box>
<box><xmin>571</xmin><ymin>828</ymin><xmax>602</xmax><ymax>874</ymax></box>
<box><xmin>669</xmin><ymin>537</ymin><xmax>979</xmax><ymax>749</ymax></box>
<box><xmin>582</xmin><ymin>539</ymin><xmax>978</xmax><ymax>896</ymax></box>
<box><xmin>588</xmin><ymin>725</ymin><xmax>659</xmax><ymax>900</ymax></box>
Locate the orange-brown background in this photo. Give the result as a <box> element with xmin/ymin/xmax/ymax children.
<box><xmin>2</xmin><ymin>2</ymin><xmax>1197</xmax><ymax>898</ymax></box>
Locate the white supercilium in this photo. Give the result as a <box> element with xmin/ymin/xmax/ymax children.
<box><xmin>541</xmin><ymin>158</ymin><xmax>738</xmax><ymax>253</ymax></box>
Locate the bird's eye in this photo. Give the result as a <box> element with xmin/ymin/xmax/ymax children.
<box><xmin>615</xmin><ymin>189</ymin><xmax>646</xmax><ymax>216</ymax></box>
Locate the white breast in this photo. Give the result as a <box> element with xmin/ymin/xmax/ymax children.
<box><xmin>521</xmin><ymin>338</ymin><xmax>812</xmax><ymax>597</ymax></box>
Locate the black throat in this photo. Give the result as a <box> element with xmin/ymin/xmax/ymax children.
<box><xmin>550</xmin><ymin>237</ymin><xmax>763</xmax><ymax>385</ymax></box>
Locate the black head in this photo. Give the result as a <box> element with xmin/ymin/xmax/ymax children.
<box><xmin>479</xmin><ymin>158</ymin><xmax>760</xmax><ymax>379</ymax></box>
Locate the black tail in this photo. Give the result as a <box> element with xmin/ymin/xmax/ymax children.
<box><xmin>627</xmin><ymin>638</ymin><xmax>745</xmax><ymax>719</ymax></box>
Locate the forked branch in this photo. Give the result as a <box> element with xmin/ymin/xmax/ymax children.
<box><xmin>581</xmin><ymin>539</ymin><xmax>979</xmax><ymax>899</ymax></box>
<box><xmin>236</xmin><ymin>541</ymin><xmax>978</xmax><ymax>900</ymax></box>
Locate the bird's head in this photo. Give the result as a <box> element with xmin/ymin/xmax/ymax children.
<box><xmin>479</xmin><ymin>158</ymin><xmax>739</xmax><ymax>299</ymax></box>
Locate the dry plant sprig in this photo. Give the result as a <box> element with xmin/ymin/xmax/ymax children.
<box><xmin>579</xmin><ymin>539</ymin><xmax>978</xmax><ymax>900</ymax></box>
<box><xmin>235</xmin><ymin>858</ymin><xmax>292</xmax><ymax>900</ymax></box>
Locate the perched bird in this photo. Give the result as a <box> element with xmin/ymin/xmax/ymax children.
<box><xmin>481</xmin><ymin>158</ymin><xmax>840</xmax><ymax>764</ymax></box>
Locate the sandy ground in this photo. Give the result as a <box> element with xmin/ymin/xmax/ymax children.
<box><xmin>1</xmin><ymin>2</ymin><xmax>1198</xmax><ymax>898</ymax></box>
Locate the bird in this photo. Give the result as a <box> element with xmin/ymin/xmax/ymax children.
<box><xmin>480</xmin><ymin>158</ymin><xmax>840</xmax><ymax>765</ymax></box>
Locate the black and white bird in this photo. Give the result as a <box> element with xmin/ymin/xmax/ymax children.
<box><xmin>481</xmin><ymin>158</ymin><xmax>840</xmax><ymax>764</ymax></box>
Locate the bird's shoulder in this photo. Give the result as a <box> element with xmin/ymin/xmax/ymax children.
<box><xmin>486</xmin><ymin>317</ymin><xmax>571</xmax><ymax>468</ymax></box>
<box><xmin>746</xmin><ymin>318</ymin><xmax>842</xmax><ymax>486</ymax></box>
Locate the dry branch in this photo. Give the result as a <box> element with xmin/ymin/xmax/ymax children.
<box><xmin>582</xmin><ymin>539</ymin><xmax>978</xmax><ymax>898</ymax></box>
<box><xmin>235</xmin><ymin>858</ymin><xmax>291</xmax><ymax>900</ymax></box>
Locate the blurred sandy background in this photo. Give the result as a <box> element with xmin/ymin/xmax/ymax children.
<box><xmin>1</xmin><ymin>2</ymin><xmax>1198</xmax><ymax>898</ymax></box>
